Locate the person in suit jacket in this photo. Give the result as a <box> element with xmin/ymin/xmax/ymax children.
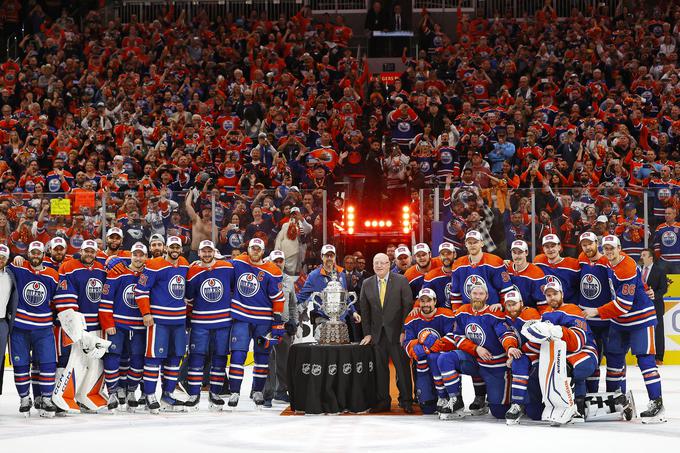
<box><xmin>389</xmin><ymin>3</ymin><xmax>409</xmax><ymax>31</ymax></box>
<box><xmin>365</xmin><ymin>0</ymin><xmax>389</xmax><ymax>31</ymax></box>
<box><xmin>640</xmin><ymin>249</ymin><xmax>669</xmax><ymax>365</ymax></box>
<box><xmin>359</xmin><ymin>253</ymin><xmax>414</xmax><ymax>412</ymax></box>
<box><xmin>0</xmin><ymin>245</ymin><xmax>19</xmax><ymax>395</ymax></box>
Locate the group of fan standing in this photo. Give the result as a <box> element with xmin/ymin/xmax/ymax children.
<box><xmin>0</xmin><ymin>222</ymin><xmax>669</xmax><ymax>424</ymax></box>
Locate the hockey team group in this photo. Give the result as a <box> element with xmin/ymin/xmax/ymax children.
<box><xmin>0</xmin><ymin>225</ymin><xmax>668</xmax><ymax>425</ymax></box>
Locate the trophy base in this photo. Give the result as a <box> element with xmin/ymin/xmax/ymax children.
<box><xmin>317</xmin><ymin>321</ymin><xmax>350</xmax><ymax>345</ymax></box>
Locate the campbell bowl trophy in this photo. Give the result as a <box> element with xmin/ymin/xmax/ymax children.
<box><xmin>306</xmin><ymin>278</ymin><xmax>357</xmax><ymax>344</ymax></box>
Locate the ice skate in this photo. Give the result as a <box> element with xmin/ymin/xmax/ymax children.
<box><xmin>505</xmin><ymin>403</ymin><xmax>525</xmax><ymax>425</ymax></box>
<box><xmin>19</xmin><ymin>396</ymin><xmax>32</xmax><ymax>417</ymax></box>
<box><xmin>252</xmin><ymin>391</ymin><xmax>265</xmax><ymax>409</ymax></box>
<box><xmin>436</xmin><ymin>397</ymin><xmax>449</xmax><ymax>414</ymax></box>
<box><xmin>145</xmin><ymin>394</ymin><xmax>160</xmax><ymax>414</ymax></box>
<box><xmin>227</xmin><ymin>392</ymin><xmax>240</xmax><ymax>409</ymax></box>
<box><xmin>107</xmin><ymin>393</ymin><xmax>119</xmax><ymax>411</ymax></box>
<box><xmin>209</xmin><ymin>392</ymin><xmax>225</xmax><ymax>411</ymax></box>
<box><xmin>438</xmin><ymin>395</ymin><xmax>464</xmax><ymax>420</ymax></box>
<box><xmin>640</xmin><ymin>397</ymin><xmax>666</xmax><ymax>424</ymax></box>
<box><xmin>160</xmin><ymin>391</ymin><xmax>186</xmax><ymax>412</ymax></box>
<box><xmin>39</xmin><ymin>397</ymin><xmax>57</xmax><ymax>418</ymax></box>
<box><xmin>185</xmin><ymin>394</ymin><xmax>200</xmax><ymax>412</ymax></box>
<box><xmin>469</xmin><ymin>395</ymin><xmax>488</xmax><ymax>415</ymax></box>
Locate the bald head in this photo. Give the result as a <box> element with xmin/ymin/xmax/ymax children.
<box><xmin>373</xmin><ymin>253</ymin><xmax>390</xmax><ymax>279</ymax></box>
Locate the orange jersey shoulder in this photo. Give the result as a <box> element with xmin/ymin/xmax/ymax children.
<box><xmin>481</xmin><ymin>253</ymin><xmax>505</xmax><ymax>267</ymax></box>
<box><xmin>612</xmin><ymin>254</ymin><xmax>637</xmax><ymax>280</ymax></box>
<box><xmin>556</xmin><ymin>303</ymin><xmax>585</xmax><ymax>317</ymax></box>
<box><xmin>519</xmin><ymin>307</ymin><xmax>541</xmax><ymax>321</ymax></box>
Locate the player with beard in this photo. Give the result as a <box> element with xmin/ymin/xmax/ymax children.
<box><xmin>44</xmin><ymin>237</ymin><xmax>70</xmax><ymax>270</ymax></box>
<box><xmin>96</xmin><ymin>227</ymin><xmax>131</xmax><ymax>268</ymax></box>
<box><xmin>100</xmin><ymin>242</ymin><xmax>149</xmax><ymax>411</ymax></box>
<box><xmin>134</xmin><ymin>236</ymin><xmax>190</xmax><ymax>413</ymax></box>
<box><xmin>184</xmin><ymin>240</ymin><xmax>234</xmax><ymax>411</ymax></box>
<box><xmin>577</xmin><ymin>232</ymin><xmax>613</xmax><ymax>393</ymax></box>
<box><xmin>228</xmin><ymin>238</ymin><xmax>284</xmax><ymax>408</ymax></box>
<box><xmin>505</xmin><ymin>240</ymin><xmax>547</xmax><ymax>312</ymax></box>
<box><xmin>149</xmin><ymin>233</ymin><xmax>165</xmax><ymax>258</ymax></box>
<box><xmin>7</xmin><ymin>242</ymin><xmax>60</xmax><ymax>417</ymax></box>
<box><xmin>402</xmin><ymin>288</ymin><xmax>455</xmax><ymax>414</ymax></box>
<box><xmin>422</xmin><ymin>242</ymin><xmax>457</xmax><ymax>309</ymax></box>
<box><xmin>437</xmin><ymin>284</ymin><xmax>520</xmax><ymax>420</ymax></box>
<box><xmin>404</xmin><ymin>243</ymin><xmax>442</xmax><ymax>299</ymax></box>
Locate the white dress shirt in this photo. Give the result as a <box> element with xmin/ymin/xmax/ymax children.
<box><xmin>0</xmin><ymin>268</ymin><xmax>11</xmax><ymax>319</ymax></box>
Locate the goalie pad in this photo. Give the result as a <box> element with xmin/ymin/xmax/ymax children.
<box><xmin>584</xmin><ymin>391</ymin><xmax>636</xmax><ymax>421</ymax></box>
<box><xmin>538</xmin><ymin>339</ymin><xmax>577</xmax><ymax>425</ymax></box>
<box><xmin>53</xmin><ymin>330</ymin><xmax>111</xmax><ymax>411</ymax></box>
<box><xmin>57</xmin><ymin>309</ymin><xmax>87</xmax><ymax>346</ymax></box>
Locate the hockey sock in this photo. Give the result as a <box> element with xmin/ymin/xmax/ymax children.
<box><xmin>252</xmin><ymin>353</ymin><xmax>269</xmax><ymax>392</ymax></box>
<box><xmin>209</xmin><ymin>356</ymin><xmax>228</xmax><ymax>395</ymax></box>
<box><xmin>228</xmin><ymin>351</ymin><xmax>247</xmax><ymax>393</ymax></box>
<box><xmin>127</xmin><ymin>355</ymin><xmax>143</xmax><ymax>392</ymax></box>
<box><xmin>161</xmin><ymin>356</ymin><xmax>181</xmax><ymax>393</ymax></box>
<box><xmin>14</xmin><ymin>365</ymin><xmax>30</xmax><ymax>398</ymax></box>
<box><xmin>427</xmin><ymin>353</ymin><xmax>447</xmax><ymax>398</ymax></box>
<box><xmin>510</xmin><ymin>356</ymin><xmax>530</xmax><ymax>404</ymax></box>
<box><xmin>103</xmin><ymin>353</ymin><xmax>121</xmax><ymax>393</ymax></box>
<box><xmin>38</xmin><ymin>362</ymin><xmax>56</xmax><ymax>396</ymax></box>
<box><xmin>30</xmin><ymin>361</ymin><xmax>40</xmax><ymax>398</ymax></box>
<box><xmin>472</xmin><ymin>375</ymin><xmax>487</xmax><ymax>397</ymax></box>
<box><xmin>586</xmin><ymin>366</ymin><xmax>601</xmax><ymax>393</ymax></box>
<box><xmin>187</xmin><ymin>353</ymin><xmax>205</xmax><ymax>396</ymax></box>
<box><xmin>637</xmin><ymin>354</ymin><xmax>662</xmax><ymax>400</ymax></box>
<box><xmin>143</xmin><ymin>358</ymin><xmax>162</xmax><ymax>395</ymax></box>
<box><xmin>438</xmin><ymin>353</ymin><xmax>461</xmax><ymax>397</ymax></box>
<box><xmin>605</xmin><ymin>354</ymin><xmax>626</xmax><ymax>393</ymax></box>
<box><xmin>119</xmin><ymin>354</ymin><xmax>130</xmax><ymax>391</ymax></box>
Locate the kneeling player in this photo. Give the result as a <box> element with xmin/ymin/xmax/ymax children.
<box><xmin>184</xmin><ymin>240</ymin><xmax>234</xmax><ymax>411</ymax></box>
<box><xmin>503</xmin><ymin>290</ymin><xmax>543</xmax><ymax>424</ymax></box>
<box><xmin>402</xmin><ymin>288</ymin><xmax>455</xmax><ymax>414</ymax></box>
<box><xmin>100</xmin><ymin>242</ymin><xmax>148</xmax><ymax>411</ymax></box>
<box><xmin>437</xmin><ymin>284</ymin><xmax>521</xmax><ymax>420</ymax></box>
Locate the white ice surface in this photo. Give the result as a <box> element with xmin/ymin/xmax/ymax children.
<box><xmin>1</xmin><ymin>365</ymin><xmax>678</xmax><ymax>453</ymax></box>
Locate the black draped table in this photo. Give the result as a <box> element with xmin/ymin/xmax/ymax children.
<box><xmin>287</xmin><ymin>343</ymin><xmax>390</xmax><ymax>414</ymax></box>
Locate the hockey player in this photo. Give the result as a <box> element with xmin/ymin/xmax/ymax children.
<box><xmin>437</xmin><ymin>283</ymin><xmax>521</xmax><ymax>420</ymax></box>
<box><xmin>53</xmin><ymin>239</ymin><xmax>108</xmax><ymax>411</ymax></box>
<box><xmin>583</xmin><ymin>235</ymin><xmax>665</xmax><ymax>423</ymax></box>
<box><xmin>402</xmin><ymin>288</ymin><xmax>455</xmax><ymax>414</ymax></box>
<box><xmin>149</xmin><ymin>233</ymin><xmax>166</xmax><ymax>258</ymax></box>
<box><xmin>450</xmin><ymin>230</ymin><xmax>512</xmax><ymax>311</ymax></box>
<box><xmin>134</xmin><ymin>236</ymin><xmax>190</xmax><ymax>413</ymax></box>
<box><xmin>534</xmin><ymin>234</ymin><xmax>580</xmax><ymax>303</ymax></box>
<box><xmin>652</xmin><ymin>206</ymin><xmax>680</xmax><ymax>274</ymax></box>
<box><xmin>577</xmin><ymin>231</ymin><xmax>613</xmax><ymax>393</ymax></box>
<box><xmin>96</xmin><ymin>227</ymin><xmax>131</xmax><ymax>267</ymax></box>
<box><xmin>541</xmin><ymin>280</ymin><xmax>598</xmax><ymax>421</ymax></box>
<box><xmin>404</xmin><ymin>243</ymin><xmax>442</xmax><ymax>298</ymax></box>
<box><xmin>228</xmin><ymin>238</ymin><xmax>285</xmax><ymax>408</ymax></box>
<box><xmin>184</xmin><ymin>240</ymin><xmax>234</xmax><ymax>411</ymax></box>
<box><xmin>8</xmin><ymin>241</ymin><xmax>60</xmax><ymax>417</ymax></box>
<box><xmin>505</xmin><ymin>240</ymin><xmax>547</xmax><ymax>311</ymax></box>
<box><xmin>391</xmin><ymin>246</ymin><xmax>412</xmax><ymax>274</ymax></box>
<box><xmin>503</xmin><ymin>289</ymin><xmax>543</xmax><ymax>424</ymax></box>
<box><xmin>43</xmin><ymin>237</ymin><xmax>70</xmax><ymax>270</ymax></box>
<box><xmin>422</xmin><ymin>242</ymin><xmax>456</xmax><ymax>309</ymax></box>
<box><xmin>99</xmin><ymin>242</ymin><xmax>148</xmax><ymax>411</ymax></box>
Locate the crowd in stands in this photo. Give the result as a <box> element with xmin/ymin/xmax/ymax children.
<box><xmin>0</xmin><ymin>0</ymin><xmax>679</xmax><ymax>275</ymax></box>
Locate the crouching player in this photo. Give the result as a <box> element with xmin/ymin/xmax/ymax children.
<box><xmin>99</xmin><ymin>242</ymin><xmax>148</xmax><ymax>411</ymax></box>
<box><xmin>402</xmin><ymin>288</ymin><xmax>455</xmax><ymax>414</ymax></box>
<box><xmin>583</xmin><ymin>235</ymin><xmax>665</xmax><ymax>423</ymax></box>
<box><xmin>134</xmin><ymin>236</ymin><xmax>190</xmax><ymax>413</ymax></box>
<box><xmin>524</xmin><ymin>280</ymin><xmax>598</xmax><ymax>423</ymax></box>
<box><xmin>437</xmin><ymin>284</ymin><xmax>521</xmax><ymax>420</ymax></box>
<box><xmin>503</xmin><ymin>289</ymin><xmax>543</xmax><ymax>424</ymax></box>
<box><xmin>184</xmin><ymin>240</ymin><xmax>234</xmax><ymax>411</ymax></box>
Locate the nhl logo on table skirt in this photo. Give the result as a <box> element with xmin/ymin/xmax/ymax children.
<box><xmin>302</xmin><ymin>363</ymin><xmax>311</xmax><ymax>375</ymax></box>
<box><xmin>369</xmin><ymin>361</ymin><xmax>374</xmax><ymax>372</ymax></box>
<box><xmin>167</xmin><ymin>275</ymin><xmax>186</xmax><ymax>299</ymax></box>
<box><xmin>343</xmin><ymin>363</ymin><xmax>352</xmax><ymax>375</ymax></box>
<box><xmin>465</xmin><ymin>323</ymin><xmax>486</xmax><ymax>346</ymax></box>
<box><xmin>123</xmin><ymin>284</ymin><xmax>138</xmax><ymax>309</ymax></box>
<box><xmin>356</xmin><ymin>362</ymin><xmax>363</xmax><ymax>374</ymax></box>
<box><xmin>200</xmin><ymin>278</ymin><xmax>224</xmax><ymax>303</ymax></box>
<box><xmin>23</xmin><ymin>281</ymin><xmax>47</xmax><ymax>307</ymax></box>
<box><xmin>237</xmin><ymin>273</ymin><xmax>260</xmax><ymax>298</ymax></box>
<box><xmin>580</xmin><ymin>274</ymin><xmax>602</xmax><ymax>300</ymax></box>
<box><xmin>328</xmin><ymin>364</ymin><xmax>337</xmax><ymax>375</ymax></box>
<box><xmin>86</xmin><ymin>278</ymin><xmax>103</xmax><ymax>303</ymax></box>
<box><xmin>311</xmin><ymin>364</ymin><xmax>322</xmax><ymax>376</ymax></box>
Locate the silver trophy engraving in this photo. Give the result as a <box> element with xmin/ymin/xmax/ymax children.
<box><xmin>309</xmin><ymin>280</ymin><xmax>357</xmax><ymax>344</ymax></box>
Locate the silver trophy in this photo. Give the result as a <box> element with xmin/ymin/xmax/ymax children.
<box><xmin>309</xmin><ymin>280</ymin><xmax>357</xmax><ymax>344</ymax></box>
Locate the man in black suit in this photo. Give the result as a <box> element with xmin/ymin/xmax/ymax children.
<box><xmin>365</xmin><ymin>0</ymin><xmax>389</xmax><ymax>31</ymax></box>
<box><xmin>359</xmin><ymin>253</ymin><xmax>414</xmax><ymax>412</ymax></box>
<box><xmin>640</xmin><ymin>249</ymin><xmax>669</xmax><ymax>365</ymax></box>
<box><xmin>389</xmin><ymin>3</ymin><xmax>409</xmax><ymax>31</ymax></box>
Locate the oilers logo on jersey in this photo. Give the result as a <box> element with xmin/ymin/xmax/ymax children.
<box><xmin>465</xmin><ymin>323</ymin><xmax>486</xmax><ymax>345</ymax></box>
<box><xmin>200</xmin><ymin>278</ymin><xmax>224</xmax><ymax>303</ymax></box>
<box><xmin>580</xmin><ymin>274</ymin><xmax>602</xmax><ymax>300</ymax></box>
<box><xmin>440</xmin><ymin>150</ymin><xmax>453</xmax><ymax>164</ymax></box>
<box><xmin>237</xmin><ymin>273</ymin><xmax>260</xmax><ymax>298</ymax></box>
<box><xmin>464</xmin><ymin>275</ymin><xmax>487</xmax><ymax>298</ymax></box>
<box><xmin>662</xmin><ymin>230</ymin><xmax>677</xmax><ymax>247</ymax></box>
<box><xmin>418</xmin><ymin>327</ymin><xmax>442</xmax><ymax>342</ymax></box>
<box><xmin>167</xmin><ymin>275</ymin><xmax>186</xmax><ymax>299</ymax></box>
<box><xmin>23</xmin><ymin>281</ymin><xmax>47</xmax><ymax>307</ymax></box>
<box><xmin>86</xmin><ymin>278</ymin><xmax>103</xmax><ymax>303</ymax></box>
<box><xmin>123</xmin><ymin>284</ymin><xmax>138</xmax><ymax>309</ymax></box>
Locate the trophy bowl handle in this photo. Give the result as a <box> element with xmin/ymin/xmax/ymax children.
<box><xmin>309</xmin><ymin>292</ymin><xmax>323</xmax><ymax>310</ymax></box>
<box><xmin>346</xmin><ymin>292</ymin><xmax>358</xmax><ymax>308</ymax></box>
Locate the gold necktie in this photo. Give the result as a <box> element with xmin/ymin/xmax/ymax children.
<box><xmin>379</xmin><ymin>279</ymin><xmax>386</xmax><ymax>306</ymax></box>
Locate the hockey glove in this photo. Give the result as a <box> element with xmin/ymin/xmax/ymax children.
<box><xmin>418</xmin><ymin>330</ymin><xmax>438</xmax><ymax>349</ymax></box>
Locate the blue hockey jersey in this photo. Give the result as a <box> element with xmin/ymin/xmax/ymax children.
<box><xmin>54</xmin><ymin>259</ymin><xmax>107</xmax><ymax>331</ymax></box>
<box><xmin>505</xmin><ymin>262</ymin><xmax>547</xmax><ymax>311</ymax></box>
<box><xmin>534</xmin><ymin>254</ymin><xmax>581</xmax><ymax>304</ymax></box>
<box><xmin>577</xmin><ymin>253</ymin><xmax>613</xmax><ymax>328</ymax></box>
<box><xmin>231</xmin><ymin>254</ymin><xmax>284</xmax><ymax>325</ymax></box>
<box><xmin>185</xmin><ymin>260</ymin><xmax>234</xmax><ymax>329</ymax></box>
<box><xmin>100</xmin><ymin>267</ymin><xmax>144</xmax><ymax>331</ymax></box>
<box><xmin>134</xmin><ymin>256</ymin><xmax>190</xmax><ymax>326</ymax></box>
<box><xmin>9</xmin><ymin>262</ymin><xmax>60</xmax><ymax>330</ymax></box>
<box><xmin>450</xmin><ymin>253</ymin><xmax>513</xmax><ymax>310</ymax></box>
